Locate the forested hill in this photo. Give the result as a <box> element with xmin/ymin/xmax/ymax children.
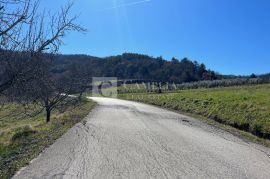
<box><xmin>53</xmin><ymin>53</ymin><xmax>217</xmax><ymax>83</ymax></box>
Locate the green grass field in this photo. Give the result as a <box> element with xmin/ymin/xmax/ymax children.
<box><xmin>0</xmin><ymin>99</ymin><xmax>96</xmax><ymax>179</ymax></box>
<box><xmin>119</xmin><ymin>84</ymin><xmax>270</xmax><ymax>141</ymax></box>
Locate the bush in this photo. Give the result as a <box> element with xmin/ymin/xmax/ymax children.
<box><xmin>11</xmin><ymin>126</ymin><xmax>37</xmax><ymax>142</ymax></box>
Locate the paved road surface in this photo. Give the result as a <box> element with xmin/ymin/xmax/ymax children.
<box><xmin>13</xmin><ymin>97</ymin><xmax>270</xmax><ymax>179</ymax></box>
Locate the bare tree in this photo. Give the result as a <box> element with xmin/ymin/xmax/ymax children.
<box><xmin>0</xmin><ymin>0</ymin><xmax>87</xmax><ymax>122</ymax></box>
<box><xmin>0</xmin><ymin>0</ymin><xmax>86</xmax><ymax>93</ymax></box>
<box><xmin>69</xmin><ymin>63</ymin><xmax>93</xmax><ymax>100</ymax></box>
<box><xmin>0</xmin><ymin>0</ymin><xmax>34</xmax><ymax>93</ymax></box>
<box><xmin>16</xmin><ymin>54</ymin><xmax>93</xmax><ymax>122</ymax></box>
<box><xmin>0</xmin><ymin>0</ymin><xmax>31</xmax><ymax>39</ymax></box>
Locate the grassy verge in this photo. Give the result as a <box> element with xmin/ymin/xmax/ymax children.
<box><xmin>0</xmin><ymin>99</ymin><xmax>96</xmax><ymax>179</ymax></box>
<box><xmin>119</xmin><ymin>84</ymin><xmax>270</xmax><ymax>146</ymax></box>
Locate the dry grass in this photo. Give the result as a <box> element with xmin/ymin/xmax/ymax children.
<box><xmin>0</xmin><ymin>99</ymin><xmax>96</xmax><ymax>179</ymax></box>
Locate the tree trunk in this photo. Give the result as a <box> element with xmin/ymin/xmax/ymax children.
<box><xmin>46</xmin><ymin>107</ymin><xmax>51</xmax><ymax>123</ymax></box>
<box><xmin>79</xmin><ymin>91</ymin><xmax>83</xmax><ymax>100</ymax></box>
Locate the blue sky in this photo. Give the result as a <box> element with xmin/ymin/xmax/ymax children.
<box><xmin>43</xmin><ymin>0</ymin><xmax>270</xmax><ymax>75</ymax></box>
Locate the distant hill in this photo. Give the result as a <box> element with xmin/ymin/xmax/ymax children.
<box><xmin>52</xmin><ymin>53</ymin><xmax>217</xmax><ymax>83</ymax></box>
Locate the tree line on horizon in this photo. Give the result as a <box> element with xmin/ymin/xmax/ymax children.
<box><xmin>52</xmin><ymin>53</ymin><xmax>217</xmax><ymax>84</ymax></box>
<box><xmin>52</xmin><ymin>52</ymin><xmax>270</xmax><ymax>84</ymax></box>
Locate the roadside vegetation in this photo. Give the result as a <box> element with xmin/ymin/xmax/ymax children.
<box><xmin>119</xmin><ymin>84</ymin><xmax>270</xmax><ymax>142</ymax></box>
<box><xmin>116</xmin><ymin>78</ymin><xmax>268</xmax><ymax>94</ymax></box>
<box><xmin>0</xmin><ymin>99</ymin><xmax>96</xmax><ymax>179</ymax></box>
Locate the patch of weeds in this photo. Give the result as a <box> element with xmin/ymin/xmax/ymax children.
<box><xmin>10</xmin><ymin>125</ymin><xmax>37</xmax><ymax>143</ymax></box>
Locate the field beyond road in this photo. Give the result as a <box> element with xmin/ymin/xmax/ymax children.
<box><xmin>119</xmin><ymin>84</ymin><xmax>270</xmax><ymax>141</ymax></box>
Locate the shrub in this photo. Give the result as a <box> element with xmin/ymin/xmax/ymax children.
<box><xmin>11</xmin><ymin>126</ymin><xmax>37</xmax><ymax>142</ymax></box>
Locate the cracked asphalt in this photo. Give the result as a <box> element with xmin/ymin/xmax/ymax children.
<box><xmin>13</xmin><ymin>97</ymin><xmax>270</xmax><ymax>179</ymax></box>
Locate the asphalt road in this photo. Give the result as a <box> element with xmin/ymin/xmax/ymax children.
<box><xmin>13</xmin><ymin>97</ymin><xmax>270</xmax><ymax>179</ymax></box>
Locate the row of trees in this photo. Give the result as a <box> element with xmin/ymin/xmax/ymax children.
<box><xmin>115</xmin><ymin>77</ymin><xmax>266</xmax><ymax>94</ymax></box>
<box><xmin>0</xmin><ymin>0</ymin><xmax>88</xmax><ymax>122</ymax></box>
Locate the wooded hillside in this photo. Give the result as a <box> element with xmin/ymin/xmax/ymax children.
<box><xmin>52</xmin><ymin>53</ymin><xmax>217</xmax><ymax>83</ymax></box>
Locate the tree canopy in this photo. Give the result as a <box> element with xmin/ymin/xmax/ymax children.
<box><xmin>52</xmin><ymin>53</ymin><xmax>217</xmax><ymax>83</ymax></box>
